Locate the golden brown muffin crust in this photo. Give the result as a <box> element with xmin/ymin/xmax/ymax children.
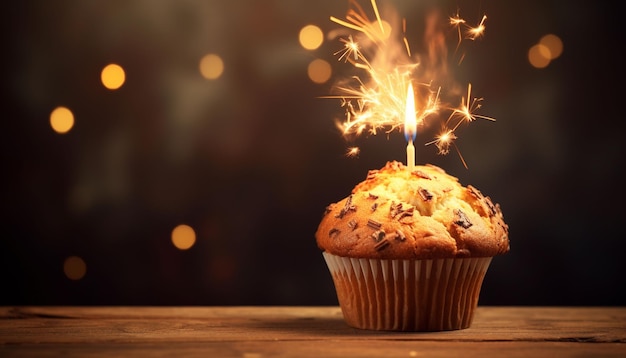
<box><xmin>315</xmin><ymin>161</ymin><xmax>509</xmax><ymax>259</ymax></box>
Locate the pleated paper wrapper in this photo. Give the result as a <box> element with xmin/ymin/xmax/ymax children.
<box><xmin>323</xmin><ymin>252</ymin><xmax>492</xmax><ymax>331</ymax></box>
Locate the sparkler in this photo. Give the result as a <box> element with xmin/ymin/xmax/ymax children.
<box><xmin>327</xmin><ymin>0</ymin><xmax>493</xmax><ymax>168</ymax></box>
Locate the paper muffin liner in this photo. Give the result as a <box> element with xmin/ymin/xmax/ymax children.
<box><xmin>323</xmin><ymin>252</ymin><xmax>492</xmax><ymax>331</ymax></box>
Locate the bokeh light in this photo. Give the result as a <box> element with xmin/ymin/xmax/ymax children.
<box><xmin>307</xmin><ymin>59</ymin><xmax>331</xmax><ymax>84</ymax></box>
<box><xmin>299</xmin><ymin>24</ymin><xmax>324</xmax><ymax>50</ymax></box>
<box><xmin>528</xmin><ymin>43</ymin><xmax>551</xmax><ymax>69</ymax></box>
<box><xmin>539</xmin><ymin>34</ymin><xmax>563</xmax><ymax>60</ymax></box>
<box><xmin>171</xmin><ymin>224</ymin><xmax>196</xmax><ymax>250</ymax></box>
<box><xmin>528</xmin><ymin>34</ymin><xmax>563</xmax><ymax>69</ymax></box>
<box><xmin>49</xmin><ymin>106</ymin><xmax>75</xmax><ymax>134</ymax></box>
<box><xmin>63</xmin><ymin>256</ymin><xmax>87</xmax><ymax>280</ymax></box>
<box><xmin>199</xmin><ymin>54</ymin><xmax>224</xmax><ymax>80</ymax></box>
<box><xmin>101</xmin><ymin>63</ymin><xmax>126</xmax><ymax>90</ymax></box>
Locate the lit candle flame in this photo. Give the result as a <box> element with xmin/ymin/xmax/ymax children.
<box><xmin>326</xmin><ymin>0</ymin><xmax>495</xmax><ymax>168</ymax></box>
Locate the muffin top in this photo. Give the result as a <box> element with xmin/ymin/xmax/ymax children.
<box><xmin>315</xmin><ymin>161</ymin><xmax>509</xmax><ymax>259</ymax></box>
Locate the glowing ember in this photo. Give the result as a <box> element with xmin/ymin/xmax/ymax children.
<box><xmin>327</xmin><ymin>0</ymin><xmax>494</xmax><ymax>168</ymax></box>
<box><xmin>346</xmin><ymin>146</ymin><xmax>361</xmax><ymax>158</ymax></box>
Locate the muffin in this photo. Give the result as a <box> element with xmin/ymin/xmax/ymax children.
<box><xmin>316</xmin><ymin>160</ymin><xmax>509</xmax><ymax>331</ymax></box>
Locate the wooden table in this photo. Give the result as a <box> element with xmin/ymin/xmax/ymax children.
<box><xmin>1</xmin><ymin>306</ymin><xmax>624</xmax><ymax>357</ymax></box>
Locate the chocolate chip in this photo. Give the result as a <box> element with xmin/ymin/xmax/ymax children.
<box><xmin>374</xmin><ymin>238</ymin><xmax>390</xmax><ymax>251</ymax></box>
<box><xmin>371</xmin><ymin>230</ymin><xmax>386</xmax><ymax>242</ymax></box>
<box><xmin>413</xmin><ymin>170</ymin><xmax>431</xmax><ymax>180</ymax></box>
<box><xmin>418</xmin><ymin>188</ymin><xmax>433</xmax><ymax>201</ymax></box>
<box><xmin>397</xmin><ymin>209</ymin><xmax>414</xmax><ymax>222</ymax></box>
<box><xmin>390</xmin><ymin>202</ymin><xmax>414</xmax><ymax>222</ymax></box>
<box><xmin>453</xmin><ymin>209</ymin><xmax>473</xmax><ymax>229</ymax></box>
<box><xmin>367</xmin><ymin>219</ymin><xmax>382</xmax><ymax>229</ymax></box>
<box><xmin>335</xmin><ymin>194</ymin><xmax>357</xmax><ymax>218</ymax></box>
<box><xmin>390</xmin><ymin>202</ymin><xmax>403</xmax><ymax>218</ymax></box>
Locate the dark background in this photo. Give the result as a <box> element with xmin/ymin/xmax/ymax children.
<box><xmin>3</xmin><ymin>0</ymin><xmax>624</xmax><ymax>306</ymax></box>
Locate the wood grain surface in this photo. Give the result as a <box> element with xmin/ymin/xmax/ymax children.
<box><xmin>1</xmin><ymin>306</ymin><xmax>624</xmax><ymax>357</ymax></box>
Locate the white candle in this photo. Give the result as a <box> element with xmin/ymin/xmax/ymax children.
<box><xmin>407</xmin><ymin>138</ymin><xmax>415</xmax><ymax>170</ymax></box>
<box><xmin>404</xmin><ymin>83</ymin><xmax>417</xmax><ymax>170</ymax></box>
